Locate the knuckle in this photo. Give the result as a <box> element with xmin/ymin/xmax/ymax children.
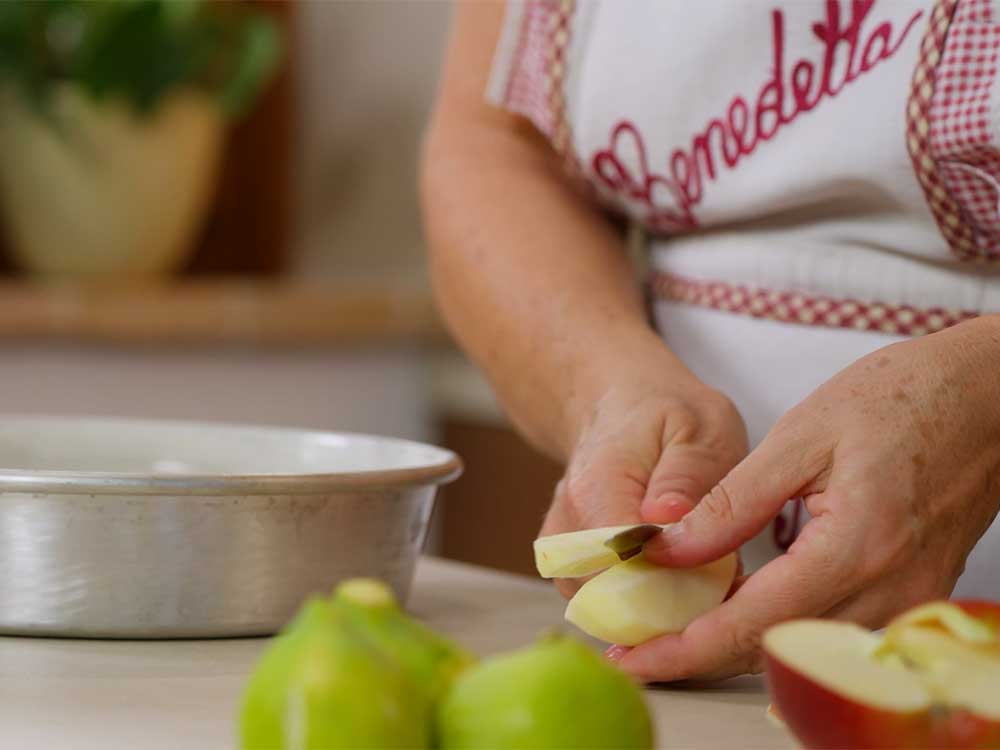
<box><xmin>725</xmin><ymin>622</ymin><xmax>762</xmax><ymax>661</ymax></box>
<box><xmin>862</xmin><ymin>515</ymin><xmax>919</xmax><ymax>584</ymax></box>
<box><xmin>554</xmin><ymin>474</ymin><xmax>607</xmax><ymax>530</ymax></box>
<box><xmin>663</xmin><ymin>399</ymin><xmax>701</xmax><ymax>443</ymax></box>
<box><xmin>746</xmin><ymin>651</ymin><xmax>766</xmax><ymax>676</ymax></box>
<box><xmin>701</xmin><ymin>390</ymin><xmax>744</xmax><ymax>432</ymax></box>
<box><xmin>553</xmin><ymin>477</ymin><xmax>567</xmax><ymax>498</ymax></box>
<box><xmin>768</xmin><ymin>405</ymin><xmax>815</xmax><ymax>446</ymax></box>
<box><xmin>701</xmin><ymin>480</ymin><xmax>739</xmax><ymax>525</ymax></box>
<box><xmin>561</xmin><ymin>471</ymin><xmax>593</xmax><ymax>515</ymax></box>
<box><xmin>798</xmin><ymin>510</ymin><xmax>869</xmax><ymax>593</ymax></box>
<box><xmin>664</xmin><ymin>391</ymin><xmax>746</xmax><ymax>451</ymax></box>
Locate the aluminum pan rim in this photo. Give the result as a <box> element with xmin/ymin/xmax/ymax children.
<box><xmin>0</xmin><ymin>460</ymin><xmax>463</xmax><ymax>495</ymax></box>
<box><xmin>0</xmin><ymin>416</ymin><xmax>463</xmax><ymax>495</ymax></box>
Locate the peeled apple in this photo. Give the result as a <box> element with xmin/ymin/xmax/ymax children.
<box><xmin>566</xmin><ymin>553</ymin><xmax>738</xmax><ymax>646</ymax></box>
<box><xmin>534</xmin><ymin>524</ymin><xmax>737</xmax><ymax>646</ymax></box>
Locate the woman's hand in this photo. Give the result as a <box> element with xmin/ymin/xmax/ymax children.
<box><xmin>617</xmin><ymin>316</ymin><xmax>1000</xmax><ymax>682</ymax></box>
<box><xmin>541</xmin><ymin>364</ymin><xmax>748</xmax><ymax>598</ymax></box>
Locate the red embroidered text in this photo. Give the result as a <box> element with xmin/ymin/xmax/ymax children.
<box><xmin>592</xmin><ymin>0</ymin><xmax>923</xmax><ymax>232</ymax></box>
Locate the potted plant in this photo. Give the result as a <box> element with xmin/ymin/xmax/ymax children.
<box><xmin>0</xmin><ymin>0</ymin><xmax>280</xmax><ymax>278</ymax></box>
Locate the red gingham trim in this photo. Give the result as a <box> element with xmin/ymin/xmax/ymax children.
<box><xmin>907</xmin><ymin>0</ymin><xmax>973</xmax><ymax>256</ymax></box>
<box><xmin>651</xmin><ymin>272</ymin><xmax>980</xmax><ymax>336</ymax></box>
<box><xmin>501</xmin><ymin>2</ymin><xmax>556</xmax><ymax>138</ymax></box>
<box><xmin>499</xmin><ymin>0</ymin><xmax>581</xmax><ymax>175</ymax></box>
<box><xmin>909</xmin><ymin>0</ymin><xmax>1000</xmax><ymax>260</ymax></box>
<box><xmin>933</xmin><ymin>0</ymin><xmax>1000</xmax><ymax>258</ymax></box>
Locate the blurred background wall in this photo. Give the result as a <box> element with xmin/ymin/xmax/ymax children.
<box><xmin>0</xmin><ymin>0</ymin><xmax>557</xmax><ymax>576</ymax></box>
<box><xmin>292</xmin><ymin>0</ymin><xmax>450</xmax><ymax>280</ymax></box>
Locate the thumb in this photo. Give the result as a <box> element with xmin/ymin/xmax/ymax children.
<box><xmin>644</xmin><ymin>420</ymin><xmax>830</xmax><ymax>567</ymax></box>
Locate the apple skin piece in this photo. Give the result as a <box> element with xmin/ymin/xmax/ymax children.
<box><xmin>533</xmin><ymin>524</ymin><xmax>667</xmax><ymax>579</ymax></box>
<box><xmin>764</xmin><ymin>618</ymin><xmax>1000</xmax><ymax>750</ymax></box>
<box><xmin>879</xmin><ymin>619</ymin><xmax>1000</xmax><ymax>682</ymax></box>
<box><xmin>888</xmin><ymin>601</ymin><xmax>1000</xmax><ymax>647</ymax></box>
<box><xmin>956</xmin><ymin>601</ymin><xmax>1000</xmax><ymax>633</ymax></box>
<box><xmin>564</xmin><ymin>552</ymin><xmax>737</xmax><ymax>646</ymax></box>
<box><xmin>881</xmin><ymin>600</ymin><xmax>1000</xmax><ymax>728</ymax></box>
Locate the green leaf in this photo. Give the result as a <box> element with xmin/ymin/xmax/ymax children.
<box><xmin>216</xmin><ymin>13</ymin><xmax>281</xmax><ymax>119</ymax></box>
<box><xmin>0</xmin><ymin>0</ymin><xmax>281</xmax><ymax>121</ymax></box>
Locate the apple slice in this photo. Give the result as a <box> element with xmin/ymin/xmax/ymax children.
<box><xmin>878</xmin><ymin>600</ymin><xmax>1000</xmax><ymax>722</ymax></box>
<box><xmin>888</xmin><ymin>601</ymin><xmax>1000</xmax><ymax>646</ymax></box>
<box><xmin>879</xmin><ymin>621</ymin><xmax>1000</xmax><ymax>678</ymax></box>
<box><xmin>564</xmin><ymin>553</ymin><xmax>737</xmax><ymax>646</ymax></box>
<box><xmin>533</xmin><ymin>524</ymin><xmax>664</xmax><ymax>579</ymax></box>
<box><xmin>939</xmin><ymin>662</ymin><xmax>1000</xmax><ymax>724</ymax></box>
<box><xmin>764</xmin><ymin>617</ymin><xmax>1000</xmax><ymax>749</ymax></box>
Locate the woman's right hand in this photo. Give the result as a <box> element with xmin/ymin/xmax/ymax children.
<box><xmin>424</xmin><ymin>4</ymin><xmax>748</xmax><ymax>599</ymax></box>
<box><xmin>540</xmin><ymin>366</ymin><xmax>749</xmax><ymax>598</ymax></box>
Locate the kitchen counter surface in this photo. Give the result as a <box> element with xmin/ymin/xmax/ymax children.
<box><xmin>0</xmin><ymin>276</ymin><xmax>447</xmax><ymax>347</ymax></box>
<box><xmin>0</xmin><ymin>557</ymin><xmax>789</xmax><ymax>750</ymax></box>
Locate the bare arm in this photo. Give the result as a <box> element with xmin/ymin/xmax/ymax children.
<box><xmin>422</xmin><ymin>2</ymin><xmax>747</xmax><ymax>567</ymax></box>
<box><xmin>422</xmin><ymin>2</ymin><xmax>691</xmax><ymax>459</ymax></box>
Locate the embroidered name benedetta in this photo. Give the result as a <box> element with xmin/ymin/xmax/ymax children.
<box><xmin>592</xmin><ymin>0</ymin><xmax>923</xmax><ymax>231</ymax></box>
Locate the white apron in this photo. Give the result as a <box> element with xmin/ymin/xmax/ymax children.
<box><xmin>488</xmin><ymin>0</ymin><xmax>1000</xmax><ymax>596</ymax></box>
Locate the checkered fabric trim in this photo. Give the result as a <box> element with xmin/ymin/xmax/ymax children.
<box><xmin>909</xmin><ymin>0</ymin><xmax>1000</xmax><ymax>260</ymax></box>
<box><xmin>651</xmin><ymin>272</ymin><xmax>979</xmax><ymax>336</ymax></box>
<box><xmin>501</xmin><ymin>2</ymin><xmax>556</xmax><ymax>138</ymax></box>
<box><xmin>499</xmin><ymin>0</ymin><xmax>580</xmax><ymax>174</ymax></box>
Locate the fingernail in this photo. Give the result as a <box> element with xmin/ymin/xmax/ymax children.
<box><xmin>645</xmin><ymin>521</ymin><xmax>686</xmax><ymax>555</ymax></box>
<box><xmin>641</xmin><ymin>493</ymin><xmax>695</xmax><ymax>523</ymax></box>
<box><xmin>604</xmin><ymin>645</ymin><xmax>631</xmax><ymax>662</ymax></box>
<box><xmin>657</xmin><ymin>495</ymin><xmax>695</xmax><ymax>515</ymax></box>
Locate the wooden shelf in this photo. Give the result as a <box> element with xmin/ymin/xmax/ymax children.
<box><xmin>0</xmin><ymin>277</ymin><xmax>448</xmax><ymax>347</ymax></box>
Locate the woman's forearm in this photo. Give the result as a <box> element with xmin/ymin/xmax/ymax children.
<box><xmin>421</xmin><ymin>3</ymin><xmax>695</xmax><ymax>460</ymax></box>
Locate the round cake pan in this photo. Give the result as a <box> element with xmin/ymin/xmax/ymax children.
<box><xmin>0</xmin><ymin>416</ymin><xmax>461</xmax><ymax>638</ymax></box>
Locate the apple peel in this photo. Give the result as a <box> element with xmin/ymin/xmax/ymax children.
<box><xmin>533</xmin><ymin>524</ymin><xmax>666</xmax><ymax>579</ymax></box>
<box><xmin>889</xmin><ymin>601</ymin><xmax>998</xmax><ymax>646</ymax></box>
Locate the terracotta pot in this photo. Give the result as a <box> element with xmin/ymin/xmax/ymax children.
<box><xmin>0</xmin><ymin>86</ymin><xmax>224</xmax><ymax>278</ymax></box>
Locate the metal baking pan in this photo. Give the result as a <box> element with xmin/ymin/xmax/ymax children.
<box><xmin>0</xmin><ymin>416</ymin><xmax>461</xmax><ymax>638</ymax></box>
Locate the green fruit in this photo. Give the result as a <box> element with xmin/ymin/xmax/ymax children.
<box><xmin>332</xmin><ymin>578</ymin><xmax>475</xmax><ymax>703</ymax></box>
<box><xmin>239</xmin><ymin>597</ymin><xmax>430</xmax><ymax>750</ymax></box>
<box><xmin>437</xmin><ymin>633</ymin><xmax>654</xmax><ymax>749</ymax></box>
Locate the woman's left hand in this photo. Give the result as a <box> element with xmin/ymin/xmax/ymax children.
<box><xmin>615</xmin><ymin>315</ymin><xmax>1000</xmax><ymax>682</ymax></box>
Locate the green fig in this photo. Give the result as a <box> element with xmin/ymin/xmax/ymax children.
<box><xmin>239</xmin><ymin>597</ymin><xmax>430</xmax><ymax>750</ymax></box>
<box><xmin>331</xmin><ymin>577</ymin><xmax>475</xmax><ymax>703</ymax></box>
<box><xmin>437</xmin><ymin>633</ymin><xmax>654</xmax><ymax>749</ymax></box>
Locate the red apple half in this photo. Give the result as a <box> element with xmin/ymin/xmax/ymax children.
<box><xmin>763</xmin><ymin>603</ymin><xmax>1000</xmax><ymax>749</ymax></box>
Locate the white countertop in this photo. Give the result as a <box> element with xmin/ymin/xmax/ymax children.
<box><xmin>0</xmin><ymin>557</ymin><xmax>791</xmax><ymax>750</ymax></box>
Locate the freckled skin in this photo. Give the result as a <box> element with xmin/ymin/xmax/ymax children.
<box><xmin>622</xmin><ymin>315</ymin><xmax>1000</xmax><ymax>684</ymax></box>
